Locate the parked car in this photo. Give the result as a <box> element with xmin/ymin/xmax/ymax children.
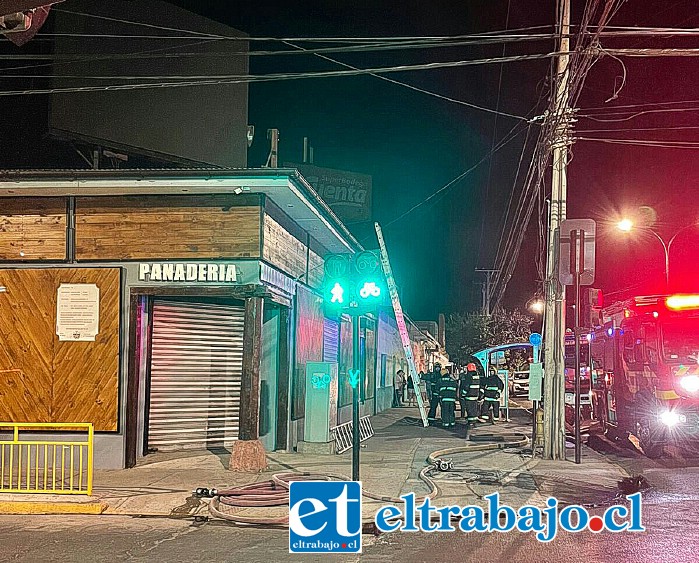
<box><xmin>509</xmin><ymin>370</ymin><xmax>530</xmax><ymax>396</ymax></box>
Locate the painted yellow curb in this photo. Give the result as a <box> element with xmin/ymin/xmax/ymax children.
<box><xmin>0</xmin><ymin>501</ymin><xmax>108</xmax><ymax>515</ymax></box>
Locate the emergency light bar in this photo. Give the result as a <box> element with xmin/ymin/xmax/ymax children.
<box><xmin>666</xmin><ymin>294</ymin><xmax>699</xmax><ymax>310</ymax></box>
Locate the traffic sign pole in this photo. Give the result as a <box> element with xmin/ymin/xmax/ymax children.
<box><xmin>351</xmin><ymin>313</ymin><xmax>361</xmax><ymax>481</ymax></box>
<box><xmin>529</xmin><ymin>332</ymin><xmax>543</xmax><ymax>455</ymax></box>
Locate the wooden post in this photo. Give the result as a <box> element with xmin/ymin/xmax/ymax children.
<box><xmin>230</xmin><ymin>296</ymin><xmax>267</xmax><ymax>471</ymax></box>
<box><xmin>275</xmin><ymin>306</ymin><xmax>290</xmax><ymax>451</ymax></box>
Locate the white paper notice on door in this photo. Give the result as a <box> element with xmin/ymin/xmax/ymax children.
<box><xmin>56</xmin><ymin>283</ymin><xmax>100</xmax><ymax>342</ymax></box>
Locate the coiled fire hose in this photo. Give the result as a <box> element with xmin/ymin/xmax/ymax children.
<box><xmin>208</xmin><ymin>433</ymin><xmax>529</xmax><ymax>526</ymax></box>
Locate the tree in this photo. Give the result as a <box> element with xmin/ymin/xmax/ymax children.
<box><xmin>446</xmin><ymin>308</ymin><xmax>533</xmax><ymax>361</ymax></box>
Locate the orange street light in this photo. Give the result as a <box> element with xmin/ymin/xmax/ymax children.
<box><xmin>617</xmin><ymin>218</ymin><xmax>633</xmax><ymax>232</ymax></box>
<box><xmin>529</xmin><ymin>299</ymin><xmax>545</xmax><ymax>314</ymax></box>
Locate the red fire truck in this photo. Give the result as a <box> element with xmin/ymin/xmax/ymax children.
<box><xmin>564</xmin><ymin>332</ymin><xmax>593</xmax><ymax>431</ymax></box>
<box><xmin>589</xmin><ymin>293</ymin><xmax>699</xmax><ymax>457</ymax></box>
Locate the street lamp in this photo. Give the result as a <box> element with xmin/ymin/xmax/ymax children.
<box><xmin>617</xmin><ymin>219</ymin><xmax>698</xmax><ymax>289</ymax></box>
<box><xmin>529</xmin><ymin>299</ymin><xmax>545</xmax><ymax>314</ymax></box>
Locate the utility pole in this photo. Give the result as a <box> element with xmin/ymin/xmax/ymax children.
<box><xmin>475</xmin><ymin>269</ymin><xmax>498</xmax><ymax>316</ymax></box>
<box><xmin>543</xmin><ymin>0</ymin><xmax>571</xmax><ymax>461</ymax></box>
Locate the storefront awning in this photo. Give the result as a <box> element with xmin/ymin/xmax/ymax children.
<box><xmin>0</xmin><ymin>167</ymin><xmax>361</xmax><ymax>254</ymax></box>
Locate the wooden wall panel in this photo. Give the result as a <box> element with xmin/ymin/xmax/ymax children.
<box><xmin>75</xmin><ymin>196</ymin><xmax>261</xmax><ymax>260</ymax></box>
<box><xmin>52</xmin><ymin>269</ymin><xmax>120</xmax><ymax>431</ymax></box>
<box><xmin>263</xmin><ymin>214</ymin><xmax>307</xmax><ymax>280</ymax></box>
<box><xmin>0</xmin><ymin>269</ymin><xmax>56</xmax><ymax>422</ymax></box>
<box><xmin>0</xmin><ymin>198</ymin><xmax>67</xmax><ymax>261</ymax></box>
<box><xmin>0</xmin><ymin>268</ymin><xmax>120</xmax><ymax>431</ymax></box>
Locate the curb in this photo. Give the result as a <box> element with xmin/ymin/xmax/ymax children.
<box><xmin>0</xmin><ymin>501</ymin><xmax>108</xmax><ymax>515</ymax></box>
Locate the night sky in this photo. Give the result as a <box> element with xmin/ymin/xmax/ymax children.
<box><xmin>1</xmin><ymin>1</ymin><xmax>698</xmax><ymax>321</ymax></box>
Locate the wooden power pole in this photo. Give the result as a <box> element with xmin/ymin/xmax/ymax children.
<box><xmin>543</xmin><ymin>0</ymin><xmax>571</xmax><ymax>460</ymax></box>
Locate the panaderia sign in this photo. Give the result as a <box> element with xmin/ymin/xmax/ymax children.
<box><xmin>138</xmin><ymin>262</ymin><xmax>238</xmax><ymax>283</ymax></box>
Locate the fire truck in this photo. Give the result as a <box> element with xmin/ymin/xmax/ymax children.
<box><xmin>564</xmin><ymin>332</ymin><xmax>593</xmax><ymax>431</ymax></box>
<box><xmin>589</xmin><ymin>293</ymin><xmax>699</xmax><ymax>457</ymax></box>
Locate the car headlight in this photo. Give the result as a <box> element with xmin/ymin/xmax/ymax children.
<box><xmin>659</xmin><ymin>410</ymin><xmax>681</xmax><ymax>427</ymax></box>
<box><xmin>680</xmin><ymin>375</ymin><xmax>699</xmax><ymax>393</ymax></box>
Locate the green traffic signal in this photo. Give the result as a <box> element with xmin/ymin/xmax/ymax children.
<box><xmin>358</xmin><ymin>280</ymin><xmax>381</xmax><ymax>299</ymax></box>
<box><xmin>330</xmin><ymin>282</ymin><xmax>345</xmax><ymax>304</ymax></box>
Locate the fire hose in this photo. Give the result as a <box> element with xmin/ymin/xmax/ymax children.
<box><xmin>208</xmin><ymin>433</ymin><xmax>529</xmax><ymax>526</ymax></box>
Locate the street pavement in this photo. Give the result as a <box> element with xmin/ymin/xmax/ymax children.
<box><xmin>1</xmin><ymin>402</ymin><xmax>680</xmax><ymax>562</ymax></box>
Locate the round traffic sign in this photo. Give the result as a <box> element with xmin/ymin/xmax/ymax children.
<box><xmin>529</xmin><ymin>332</ymin><xmax>542</xmax><ymax>346</ymax></box>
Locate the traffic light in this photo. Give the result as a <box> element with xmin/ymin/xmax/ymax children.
<box><xmin>353</xmin><ymin>250</ymin><xmax>386</xmax><ymax>311</ymax></box>
<box><xmin>584</xmin><ymin>288</ymin><xmax>604</xmax><ymax>328</ymax></box>
<box><xmin>323</xmin><ymin>250</ymin><xmax>387</xmax><ymax>315</ymax></box>
<box><xmin>323</xmin><ymin>254</ymin><xmax>351</xmax><ymax>316</ymax></box>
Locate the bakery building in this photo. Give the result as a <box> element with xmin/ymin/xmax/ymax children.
<box><xmin>0</xmin><ymin>168</ymin><xmax>418</xmax><ymax>469</ymax></box>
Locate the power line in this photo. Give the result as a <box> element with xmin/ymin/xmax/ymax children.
<box><xmin>379</xmin><ymin>120</ymin><xmax>529</xmax><ymax>231</ymax></box>
<box><xmin>578</xmin><ymin>124</ymin><xmax>699</xmax><ymax>133</ymax></box>
<box><xmin>577</xmin><ymin>136</ymin><xmax>699</xmax><ymax>148</ymax></box>
<box><xmin>0</xmin><ymin>51</ymin><xmax>561</xmax><ymax>97</ymax></box>
<box><xmin>479</xmin><ymin>0</ymin><xmax>514</xmax><ymax>267</ymax></box>
<box><xmin>579</xmin><ymin>106</ymin><xmax>699</xmax><ymax>122</ymax></box>
<box><xmin>598</xmin><ymin>47</ymin><xmax>699</xmax><ymax>57</ymax></box>
<box><xmin>581</xmin><ymin>98</ymin><xmax>699</xmax><ymax>112</ymax></box>
<box><xmin>53</xmin><ymin>9</ymin><xmax>555</xmax><ymax>43</ymax></box>
<box><xmin>282</xmin><ymin>41</ymin><xmax>530</xmax><ymax>121</ymax></box>
<box><xmin>0</xmin><ymin>36</ymin><xmax>564</xmax><ymax>61</ymax></box>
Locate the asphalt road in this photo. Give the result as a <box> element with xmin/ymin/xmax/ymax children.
<box><xmin>1</xmin><ymin>406</ymin><xmax>697</xmax><ymax>563</ymax></box>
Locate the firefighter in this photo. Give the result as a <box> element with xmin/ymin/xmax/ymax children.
<box><xmin>439</xmin><ymin>366</ymin><xmax>458</xmax><ymax>428</ymax></box>
<box><xmin>461</xmin><ymin>362</ymin><xmax>482</xmax><ymax>429</ymax></box>
<box><xmin>457</xmin><ymin>367</ymin><xmax>467</xmax><ymax>418</ymax></box>
<box><xmin>481</xmin><ymin>367</ymin><xmax>505</xmax><ymax>423</ymax></box>
<box><xmin>427</xmin><ymin>362</ymin><xmax>442</xmax><ymax>423</ymax></box>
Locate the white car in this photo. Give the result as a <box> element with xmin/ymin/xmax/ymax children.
<box><xmin>509</xmin><ymin>370</ymin><xmax>530</xmax><ymax>396</ymax></box>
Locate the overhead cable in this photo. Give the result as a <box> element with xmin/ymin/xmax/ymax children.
<box><xmin>0</xmin><ymin>52</ymin><xmax>560</xmax><ymax>97</ymax></box>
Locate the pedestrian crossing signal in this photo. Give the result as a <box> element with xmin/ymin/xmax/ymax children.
<box><xmin>323</xmin><ymin>251</ymin><xmax>386</xmax><ymax>314</ymax></box>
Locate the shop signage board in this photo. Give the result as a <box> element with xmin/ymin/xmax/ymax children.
<box><xmin>138</xmin><ymin>262</ymin><xmax>238</xmax><ymax>283</ymax></box>
<box><xmin>56</xmin><ymin>283</ymin><xmax>100</xmax><ymax>341</ymax></box>
<box><xmin>289</xmin><ymin>163</ymin><xmax>372</xmax><ymax>222</ymax></box>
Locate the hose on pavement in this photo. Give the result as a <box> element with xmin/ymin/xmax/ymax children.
<box><xmin>208</xmin><ymin>432</ymin><xmax>529</xmax><ymax>526</ymax></box>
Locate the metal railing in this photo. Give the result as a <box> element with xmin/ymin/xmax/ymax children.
<box><xmin>332</xmin><ymin>416</ymin><xmax>375</xmax><ymax>454</ymax></box>
<box><xmin>0</xmin><ymin>423</ymin><xmax>94</xmax><ymax>495</ymax></box>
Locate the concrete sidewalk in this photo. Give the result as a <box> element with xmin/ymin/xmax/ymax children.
<box><xmin>0</xmin><ymin>405</ymin><xmax>629</xmax><ymax>517</ymax></box>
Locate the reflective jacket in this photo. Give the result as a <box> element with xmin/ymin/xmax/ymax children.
<box><xmin>483</xmin><ymin>373</ymin><xmax>504</xmax><ymax>401</ymax></box>
<box><xmin>460</xmin><ymin>371</ymin><xmax>481</xmax><ymax>400</ymax></box>
<box><xmin>439</xmin><ymin>376</ymin><xmax>458</xmax><ymax>402</ymax></box>
<box><xmin>428</xmin><ymin>370</ymin><xmax>442</xmax><ymax>396</ymax></box>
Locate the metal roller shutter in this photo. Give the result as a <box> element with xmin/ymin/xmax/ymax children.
<box><xmin>147</xmin><ymin>300</ymin><xmax>245</xmax><ymax>451</ymax></box>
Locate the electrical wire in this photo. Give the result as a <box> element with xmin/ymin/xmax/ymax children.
<box><xmin>478</xmin><ymin>0</ymin><xmax>513</xmax><ymax>267</ymax></box>
<box><xmin>0</xmin><ymin>51</ymin><xmax>561</xmax><ymax>97</ymax></box>
<box><xmin>578</xmin><ymin>124</ymin><xmax>699</xmax><ymax>133</ymax></box>
<box><xmin>0</xmin><ymin>36</ymin><xmax>566</xmax><ymax>61</ymax></box>
<box><xmin>581</xmin><ymin>98</ymin><xmax>699</xmax><ymax>112</ymax></box>
<box><xmin>577</xmin><ymin>136</ymin><xmax>699</xmax><ymax>149</ymax></box>
<box><xmin>579</xmin><ymin>106</ymin><xmax>699</xmax><ymax>122</ymax></box>
<box><xmin>53</xmin><ymin>9</ymin><xmax>555</xmax><ymax>43</ymax></box>
<box><xmin>282</xmin><ymin>41</ymin><xmax>529</xmax><ymax>121</ymax></box>
<box><xmin>379</xmin><ymin>120</ymin><xmax>530</xmax><ymax>232</ymax></box>
<box><xmin>489</xmin><ymin>0</ymin><xmax>628</xmax><ymax>309</ymax></box>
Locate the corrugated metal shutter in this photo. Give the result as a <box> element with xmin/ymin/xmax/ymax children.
<box><xmin>323</xmin><ymin>318</ymin><xmax>340</xmax><ymax>363</ymax></box>
<box><xmin>148</xmin><ymin>300</ymin><xmax>245</xmax><ymax>451</ymax></box>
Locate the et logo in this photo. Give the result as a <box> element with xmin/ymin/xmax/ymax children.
<box><xmin>289</xmin><ymin>481</ymin><xmax>362</xmax><ymax>554</ymax></box>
